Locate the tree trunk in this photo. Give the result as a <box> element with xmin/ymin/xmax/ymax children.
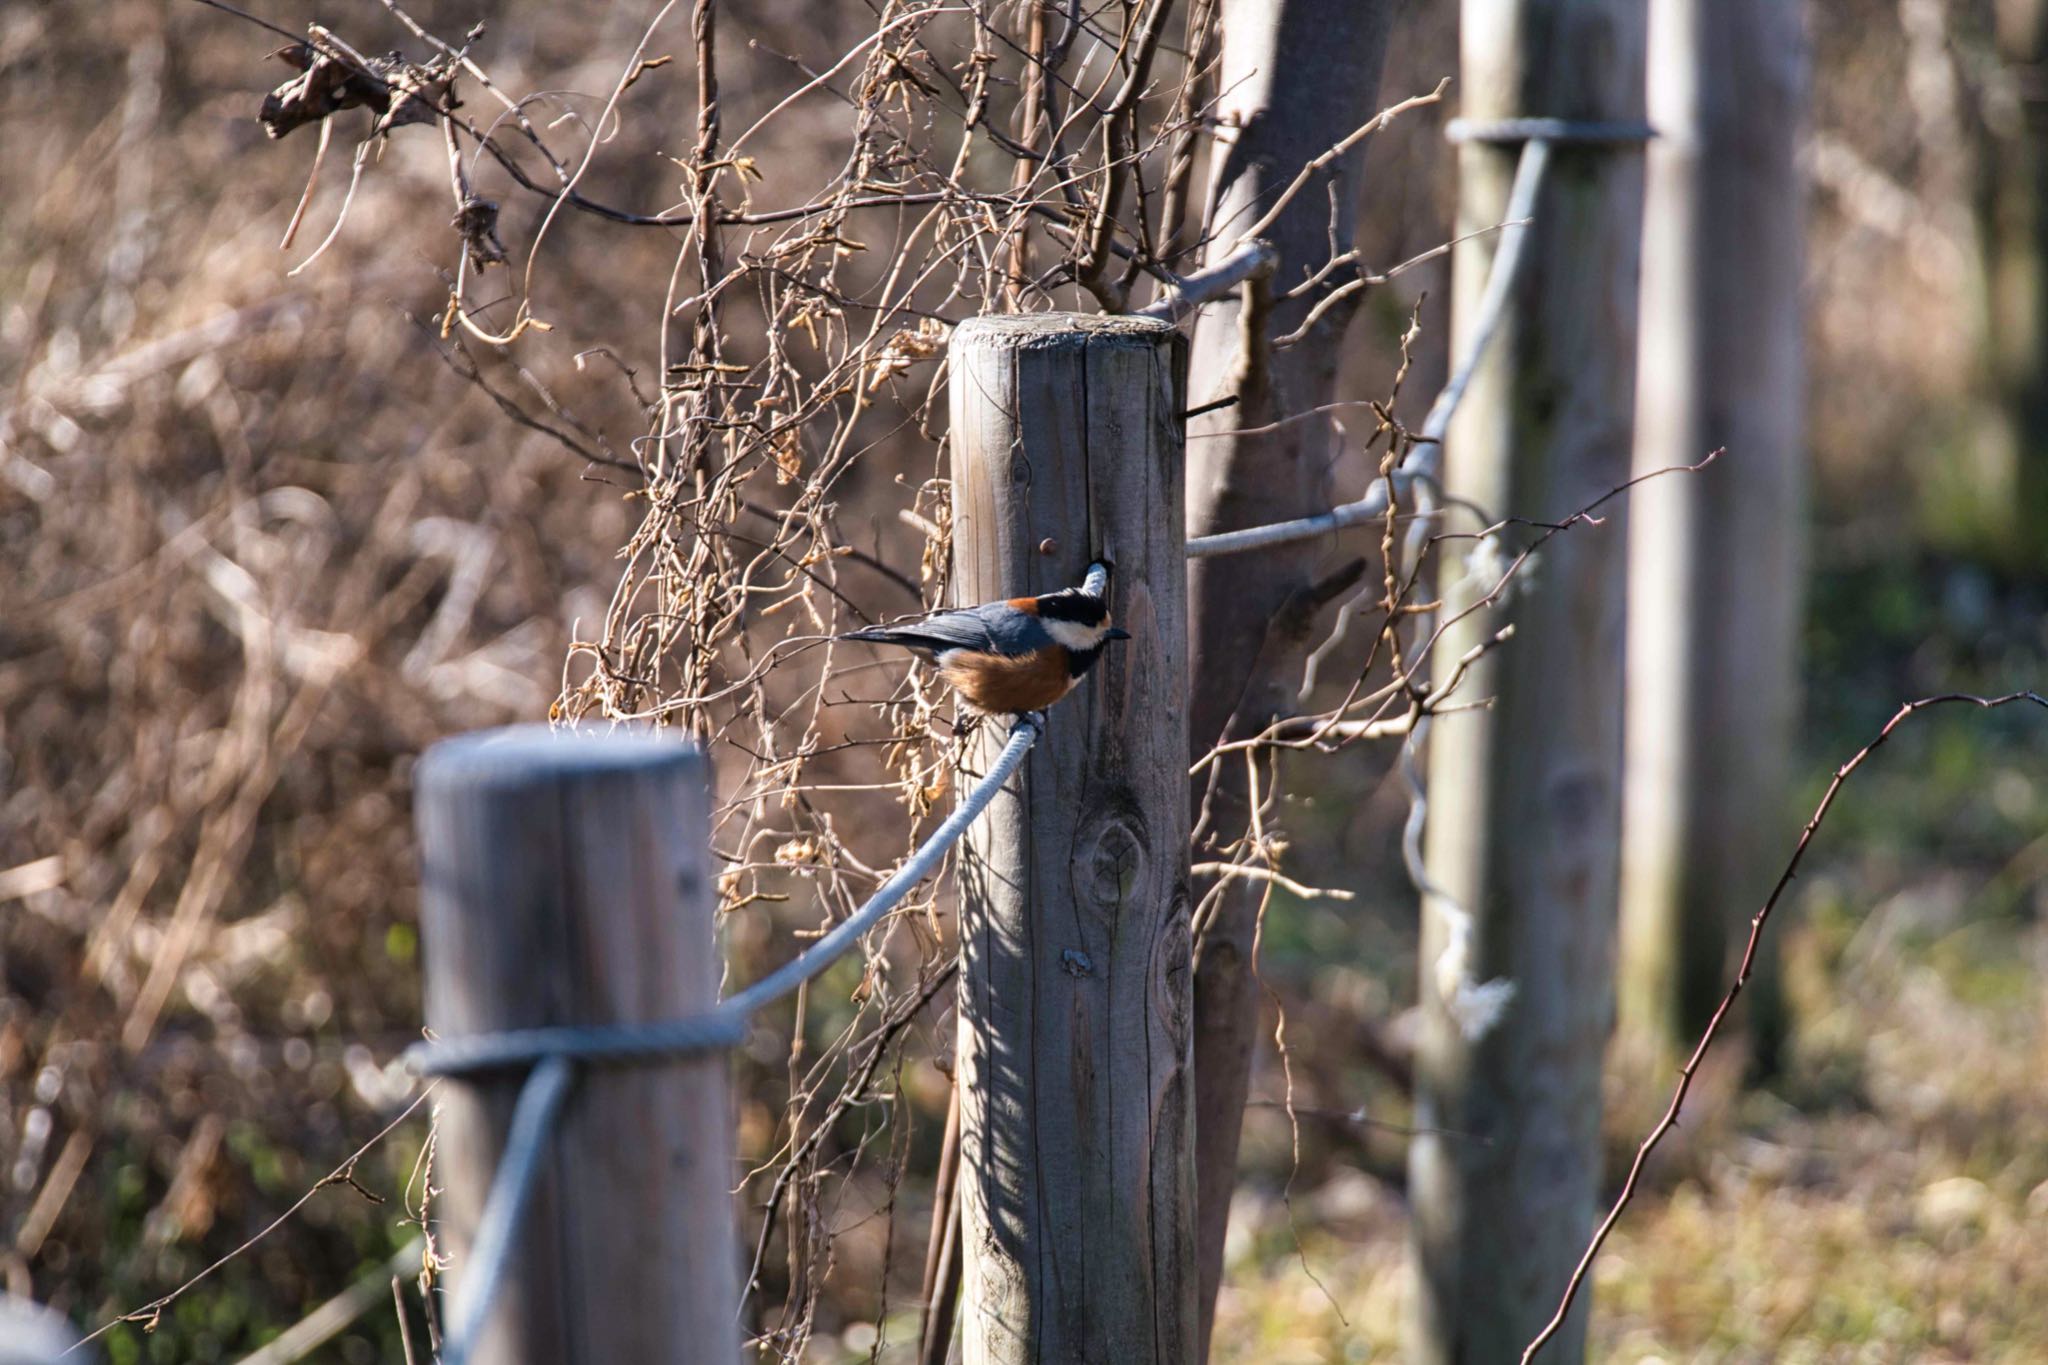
<box><xmin>1618</xmin><ymin>0</ymin><xmax>1807</xmax><ymax>1074</ymax></box>
<box><xmin>1407</xmin><ymin>1</ymin><xmax>1647</xmax><ymax>1360</ymax></box>
<box><xmin>1183</xmin><ymin>3</ymin><xmax>1394</xmax><ymax>1358</ymax></box>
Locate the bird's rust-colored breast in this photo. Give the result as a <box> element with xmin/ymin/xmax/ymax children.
<box><xmin>940</xmin><ymin>646</ymin><xmax>1075</xmax><ymax>713</ymax></box>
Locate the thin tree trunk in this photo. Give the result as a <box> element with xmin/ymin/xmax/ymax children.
<box><xmin>1407</xmin><ymin>0</ymin><xmax>1647</xmax><ymax>1359</ymax></box>
<box><xmin>1618</xmin><ymin>0</ymin><xmax>1807</xmax><ymax>1074</ymax></box>
<box><xmin>1184</xmin><ymin>2</ymin><xmax>1393</xmax><ymax>1358</ymax></box>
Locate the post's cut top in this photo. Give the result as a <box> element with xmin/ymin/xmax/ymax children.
<box><xmin>951</xmin><ymin>311</ymin><xmax>1178</xmax><ymax>350</ymax></box>
<box><xmin>416</xmin><ymin>723</ymin><xmax>706</xmax><ymax>794</ymax></box>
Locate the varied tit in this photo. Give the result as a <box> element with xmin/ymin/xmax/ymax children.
<box><xmin>839</xmin><ymin>587</ymin><xmax>1131</xmax><ymax>715</ymax></box>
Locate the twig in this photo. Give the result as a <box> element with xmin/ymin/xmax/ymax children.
<box><xmin>72</xmin><ymin>1087</ymin><xmax>438</xmax><ymax>1355</ymax></box>
<box><xmin>1228</xmin><ymin>79</ymin><xmax>1451</xmax><ymax>246</ymax></box>
<box><xmin>394</xmin><ymin>1275</ymin><xmax>421</xmax><ymax>1365</ymax></box>
<box><xmin>1520</xmin><ymin>690</ymin><xmax>2048</xmax><ymax>1365</ymax></box>
<box><xmin>278</xmin><ymin>117</ymin><xmax>333</xmax><ymax>251</ymax></box>
<box><xmin>1186</xmin><ymin>136</ymin><xmax>1552</xmax><ymax>559</ymax></box>
<box><xmin>1074</xmin><ymin>0</ymin><xmax>1177</xmax><ymax>309</ymax></box>
<box><xmin>742</xmin><ymin>965</ymin><xmax>960</xmax><ymax>1319</ymax></box>
<box><xmin>916</xmin><ymin>1086</ymin><xmax>963</xmax><ymax>1365</ymax></box>
<box><xmin>1190</xmin><ymin>861</ymin><xmax>1355</xmax><ymax>901</ymax></box>
<box><xmin>1272</xmin><ymin>218</ymin><xmax>1527</xmax><ymax>348</ymax></box>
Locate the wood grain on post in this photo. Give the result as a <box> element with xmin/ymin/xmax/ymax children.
<box><xmin>414</xmin><ymin>727</ymin><xmax>736</xmax><ymax>1365</ymax></box>
<box><xmin>947</xmin><ymin>314</ymin><xmax>1194</xmax><ymax>1365</ymax></box>
<box><xmin>1410</xmin><ymin>0</ymin><xmax>1647</xmax><ymax>1360</ymax></box>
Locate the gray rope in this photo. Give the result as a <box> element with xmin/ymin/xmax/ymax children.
<box><xmin>723</xmin><ymin>710</ymin><xmax>1041</xmax><ymax>1019</ymax></box>
<box><xmin>406</xmin><ymin>711</ymin><xmax>1043</xmax><ymax>1077</ymax></box>
<box><xmin>439</xmin><ymin>1055</ymin><xmax>574</xmax><ymax>1365</ymax></box>
<box><xmin>412</xmin><ymin>709</ymin><xmax>1043</xmax><ymax>1365</ymax></box>
<box><xmin>1413</xmin><ymin>138</ymin><xmax>1553</xmax><ymax>459</ymax></box>
<box><xmin>1186</xmin><ymin>138</ymin><xmax>1553</xmax><ymax>560</ymax></box>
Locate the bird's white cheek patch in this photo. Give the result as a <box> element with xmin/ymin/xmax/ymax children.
<box><xmin>1041</xmin><ymin>617</ymin><xmax>1104</xmax><ymax>650</ymax></box>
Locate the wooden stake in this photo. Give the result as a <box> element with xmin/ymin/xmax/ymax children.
<box><xmin>1410</xmin><ymin>1</ymin><xmax>1648</xmax><ymax>1359</ymax></box>
<box><xmin>1619</xmin><ymin>0</ymin><xmax>1807</xmax><ymax>1075</ymax></box>
<box><xmin>947</xmin><ymin>313</ymin><xmax>1194</xmax><ymax>1364</ymax></box>
<box><xmin>415</xmin><ymin>727</ymin><xmax>736</xmax><ymax>1365</ymax></box>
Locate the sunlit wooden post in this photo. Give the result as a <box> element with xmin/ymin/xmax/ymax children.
<box><xmin>947</xmin><ymin>314</ymin><xmax>1195</xmax><ymax>1363</ymax></box>
<box><xmin>415</xmin><ymin>728</ymin><xmax>737</xmax><ymax>1365</ymax></box>
<box><xmin>1619</xmin><ymin>0</ymin><xmax>1807</xmax><ymax>1075</ymax></box>
<box><xmin>1410</xmin><ymin>1</ymin><xmax>1649</xmax><ymax>1360</ymax></box>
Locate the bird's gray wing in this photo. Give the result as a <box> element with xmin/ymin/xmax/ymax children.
<box><xmin>955</xmin><ymin>600</ymin><xmax>1059</xmax><ymax>652</ymax></box>
<box><xmin>843</xmin><ymin>602</ymin><xmax>1054</xmax><ymax>654</ymax></box>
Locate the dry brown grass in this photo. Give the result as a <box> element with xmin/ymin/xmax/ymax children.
<box><xmin>0</xmin><ymin>1</ymin><xmax>677</xmax><ymax>1350</ymax></box>
<box><xmin>1208</xmin><ymin>901</ymin><xmax>2048</xmax><ymax>1364</ymax></box>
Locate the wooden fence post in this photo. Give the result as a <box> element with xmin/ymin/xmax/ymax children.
<box><xmin>1618</xmin><ymin>0</ymin><xmax>1807</xmax><ymax>1075</ymax></box>
<box><xmin>1409</xmin><ymin>1</ymin><xmax>1648</xmax><ymax>1360</ymax></box>
<box><xmin>947</xmin><ymin>314</ymin><xmax>1194</xmax><ymax>1364</ymax></box>
<box><xmin>414</xmin><ymin>727</ymin><xmax>736</xmax><ymax>1365</ymax></box>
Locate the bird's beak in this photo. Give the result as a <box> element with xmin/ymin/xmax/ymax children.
<box><xmin>1105</xmin><ymin>627</ymin><xmax>1132</xmax><ymax>641</ymax></box>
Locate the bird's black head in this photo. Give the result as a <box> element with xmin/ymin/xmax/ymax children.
<box><xmin>1034</xmin><ymin>587</ymin><xmax>1132</xmax><ymax>652</ymax></box>
<box><xmin>1035</xmin><ymin>587</ymin><xmax>1110</xmax><ymax>626</ymax></box>
<box><xmin>1033</xmin><ymin>588</ymin><xmax>1131</xmax><ymax>679</ymax></box>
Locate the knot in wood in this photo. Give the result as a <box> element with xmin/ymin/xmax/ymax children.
<box><xmin>1081</xmin><ymin>818</ymin><xmax>1145</xmax><ymax>915</ymax></box>
<box><xmin>1152</xmin><ymin>893</ymin><xmax>1194</xmax><ymax>1049</ymax></box>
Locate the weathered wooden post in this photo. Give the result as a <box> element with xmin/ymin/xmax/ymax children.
<box><xmin>947</xmin><ymin>314</ymin><xmax>1194</xmax><ymax>1363</ymax></box>
<box><xmin>415</xmin><ymin>728</ymin><xmax>736</xmax><ymax>1365</ymax></box>
<box><xmin>1409</xmin><ymin>0</ymin><xmax>1648</xmax><ymax>1360</ymax></box>
<box><xmin>1619</xmin><ymin>0</ymin><xmax>1807</xmax><ymax>1073</ymax></box>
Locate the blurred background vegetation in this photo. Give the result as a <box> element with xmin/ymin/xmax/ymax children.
<box><xmin>2</xmin><ymin>0</ymin><xmax>2045</xmax><ymax>1361</ymax></box>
